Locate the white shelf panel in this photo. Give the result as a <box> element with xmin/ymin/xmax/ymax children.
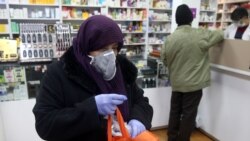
<box><xmin>211</xmin><ymin>64</ymin><xmax>250</xmax><ymax>76</ymax></box>
<box><xmin>11</xmin><ymin>18</ymin><xmax>60</xmax><ymax>21</ymax></box>
<box><xmin>199</xmin><ymin>21</ymin><xmax>215</xmax><ymax>23</ymax></box>
<box><xmin>9</xmin><ymin>3</ymin><xmax>59</xmax><ymax>7</ymax></box>
<box><xmin>225</xmin><ymin>0</ymin><xmax>250</xmax><ymax>4</ymax></box>
<box><xmin>62</xmin><ymin>4</ymin><xmax>102</xmax><ymax>8</ymax></box>
<box><xmin>200</xmin><ymin>10</ymin><xmax>216</xmax><ymax>12</ymax></box>
<box><xmin>63</xmin><ymin>19</ymin><xmax>85</xmax><ymax>21</ymax></box>
<box><xmin>109</xmin><ymin>6</ymin><xmax>146</xmax><ymax>9</ymax></box>
<box><xmin>124</xmin><ymin>43</ymin><xmax>146</xmax><ymax>46</ymax></box>
<box><xmin>149</xmin><ymin>32</ymin><xmax>170</xmax><ymax>34</ymax></box>
<box><xmin>122</xmin><ymin>31</ymin><xmax>144</xmax><ymax>34</ymax></box>
<box><xmin>149</xmin><ymin>8</ymin><xmax>172</xmax><ymax>11</ymax></box>
<box><xmin>149</xmin><ymin>43</ymin><xmax>164</xmax><ymax>45</ymax></box>
<box><xmin>0</xmin><ymin>33</ymin><xmax>9</xmax><ymax>35</ymax></box>
<box><xmin>150</xmin><ymin>20</ymin><xmax>171</xmax><ymax>22</ymax></box>
<box><xmin>11</xmin><ymin>32</ymin><xmax>19</xmax><ymax>34</ymax></box>
<box><xmin>114</xmin><ymin>19</ymin><xmax>146</xmax><ymax>22</ymax></box>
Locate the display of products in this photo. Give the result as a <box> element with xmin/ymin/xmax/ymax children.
<box><xmin>149</xmin><ymin>10</ymin><xmax>171</xmax><ymax>21</ymax></box>
<box><xmin>0</xmin><ymin>67</ymin><xmax>28</xmax><ymax>101</ymax></box>
<box><xmin>108</xmin><ymin>8</ymin><xmax>147</xmax><ymax>20</ymax></box>
<box><xmin>11</xmin><ymin>22</ymin><xmax>19</xmax><ymax>33</ymax></box>
<box><xmin>19</xmin><ymin>23</ymin><xmax>71</xmax><ymax>62</ymax></box>
<box><xmin>9</xmin><ymin>7</ymin><xmax>60</xmax><ymax>19</ymax></box>
<box><xmin>149</xmin><ymin>23</ymin><xmax>171</xmax><ymax>33</ymax></box>
<box><xmin>0</xmin><ymin>8</ymin><xmax>7</xmax><ymax>19</ymax></box>
<box><xmin>107</xmin><ymin>0</ymin><xmax>147</xmax><ymax>7</ymax></box>
<box><xmin>149</xmin><ymin>0</ymin><xmax>172</xmax><ymax>9</ymax></box>
<box><xmin>118</xmin><ymin>21</ymin><xmax>144</xmax><ymax>32</ymax></box>
<box><xmin>62</xmin><ymin>7</ymin><xmax>101</xmax><ymax>19</ymax></box>
<box><xmin>0</xmin><ymin>24</ymin><xmax>8</xmax><ymax>33</ymax></box>
<box><xmin>142</xmin><ymin>77</ymin><xmax>157</xmax><ymax>88</ymax></box>
<box><xmin>0</xmin><ymin>39</ymin><xmax>18</xmax><ymax>62</ymax></box>
<box><xmin>9</xmin><ymin>0</ymin><xmax>57</xmax><ymax>4</ymax></box>
<box><xmin>63</xmin><ymin>0</ymin><xmax>102</xmax><ymax>6</ymax></box>
<box><xmin>55</xmin><ymin>23</ymin><xmax>72</xmax><ymax>57</ymax></box>
<box><xmin>124</xmin><ymin>34</ymin><xmax>145</xmax><ymax>45</ymax></box>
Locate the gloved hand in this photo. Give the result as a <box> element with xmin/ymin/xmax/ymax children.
<box><xmin>95</xmin><ymin>94</ymin><xmax>127</xmax><ymax>116</ymax></box>
<box><xmin>127</xmin><ymin>119</ymin><xmax>146</xmax><ymax>138</ymax></box>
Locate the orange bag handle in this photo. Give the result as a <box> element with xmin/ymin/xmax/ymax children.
<box><xmin>107</xmin><ymin>109</ymin><xmax>130</xmax><ymax>141</ymax></box>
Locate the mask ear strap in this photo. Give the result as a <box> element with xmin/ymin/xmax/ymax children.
<box><xmin>88</xmin><ymin>55</ymin><xmax>94</xmax><ymax>64</ymax></box>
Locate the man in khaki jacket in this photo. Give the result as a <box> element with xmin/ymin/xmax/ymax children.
<box><xmin>161</xmin><ymin>4</ymin><xmax>224</xmax><ymax>141</ymax></box>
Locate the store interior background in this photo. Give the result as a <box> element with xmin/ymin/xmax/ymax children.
<box><xmin>1</xmin><ymin>0</ymin><xmax>250</xmax><ymax>141</ymax></box>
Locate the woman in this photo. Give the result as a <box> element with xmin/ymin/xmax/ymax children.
<box><xmin>33</xmin><ymin>15</ymin><xmax>153</xmax><ymax>141</ymax></box>
<box><xmin>224</xmin><ymin>7</ymin><xmax>250</xmax><ymax>40</ymax></box>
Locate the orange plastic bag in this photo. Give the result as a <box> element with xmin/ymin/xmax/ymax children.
<box><xmin>107</xmin><ymin>109</ymin><xmax>159</xmax><ymax>141</ymax></box>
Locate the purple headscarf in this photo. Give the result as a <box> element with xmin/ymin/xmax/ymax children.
<box><xmin>73</xmin><ymin>15</ymin><xmax>129</xmax><ymax>120</ymax></box>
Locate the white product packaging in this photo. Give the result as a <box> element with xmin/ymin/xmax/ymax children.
<box><xmin>23</xmin><ymin>8</ymin><xmax>28</xmax><ymax>18</ymax></box>
<box><xmin>45</xmin><ymin>8</ymin><xmax>50</xmax><ymax>18</ymax></box>
<box><xmin>55</xmin><ymin>8</ymin><xmax>60</xmax><ymax>19</ymax></box>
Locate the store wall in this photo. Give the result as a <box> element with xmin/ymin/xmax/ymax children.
<box><xmin>144</xmin><ymin>87</ymin><xmax>171</xmax><ymax>128</ymax></box>
<box><xmin>199</xmin><ymin>68</ymin><xmax>250</xmax><ymax>141</ymax></box>
<box><xmin>0</xmin><ymin>87</ymin><xmax>171</xmax><ymax>141</ymax></box>
<box><xmin>0</xmin><ymin>113</ymin><xmax>5</xmax><ymax>141</ymax></box>
<box><xmin>0</xmin><ymin>99</ymin><xmax>43</xmax><ymax>141</ymax></box>
<box><xmin>171</xmin><ymin>0</ymin><xmax>201</xmax><ymax>32</ymax></box>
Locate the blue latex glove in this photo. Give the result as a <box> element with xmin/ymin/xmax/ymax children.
<box><xmin>128</xmin><ymin>119</ymin><xmax>146</xmax><ymax>138</ymax></box>
<box><xmin>95</xmin><ymin>94</ymin><xmax>127</xmax><ymax>116</ymax></box>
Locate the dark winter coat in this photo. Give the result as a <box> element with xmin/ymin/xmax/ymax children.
<box><xmin>33</xmin><ymin>47</ymin><xmax>153</xmax><ymax>141</ymax></box>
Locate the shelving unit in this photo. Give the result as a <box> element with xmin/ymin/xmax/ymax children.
<box><xmin>1</xmin><ymin>0</ymin><xmax>173</xmax><ymax>95</ymax></box>
<box><xmin>215</xmin><ymin>0</ymin><xmax>250</xmax><ymax>29</ymax></box>
<box><xmin>0</xmin><ymin>1</ymin><xmax>9</xmax><ymax>38</ymax></box>
<box><xmin>148</xmin><ymin>0</ymin><xmax>172</xmax><ymax>63</ymax></box>
<box><xmin>199</xmin><ymin>0</ymin><xmax>217</xmax><ymax>29</ymax></box>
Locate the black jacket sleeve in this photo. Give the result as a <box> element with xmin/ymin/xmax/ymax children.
<box><xmin>129</xmin><ymin>83</ymin><xmax>153</xmax><ymax>130</ymax></box>
<box><xmin>32</xmin><ymin>63</ymin><xmax>102</xmax><ymax>141</ymax></box>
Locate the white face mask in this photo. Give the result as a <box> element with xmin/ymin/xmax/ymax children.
<box><xmin>89</xmin><ymin>50</ymin><xmax>116</xmax><ymax>81</ymax></box>
<box><xmin>234</xmin><ymin>21</ymin><xmax>248</xmax><ymax>27</ymax></box>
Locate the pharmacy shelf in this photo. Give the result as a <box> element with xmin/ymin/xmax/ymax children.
<box><xmin>0</xmin><ymin>33</ymin><xmax>9</xmax><ymax>35</ymax></box>
<box><xmin>199</xmin><ymin>21</ymin><xmax>216</xmax><ymax>23</ymax></box>
<box><xmin>225</xmin><ymin>0</ymin><xmax>250</xmax><ymax>4</ymax></box>
<box><xmin>149</xmin><ymin>43</ymin><xmax>164</xmax><ymax>45</ymax></box>
<box><xmin>149</xmin><ymin>32</ymin><xmax>171</xmax><ymax>34</ymax></box>
<box><xmin>62</xmin><ymin>4</ymin><xmax>102</xmax><ymax>8</ymax></box>
<box><xmin>124</xmin><ymin>43</ymin><xmax>146</xmax><ymax>46</ymax></box>
<box><xmin>150</xmin><ymin>20</ymin><xmax>171</xmax><ymax>22</ymax></box>
<box><xmin>20</xmin><ymin>58</ymin><xmax>52</xmax><ymax>63</ymax></box>
<box><xmin>0</xmin><ymin>18</ymin><xmax>8</xmax><ymax>20</ymax></box>
<box><xmin>149</xmin><ymin>8</ymin><xmax>172</xmax><ymax>11</ymax></box>
<box><xmin>122</xmin><ymin>31</ymin><xmax>144</xmax><ymax>34</ymax></box>
<box><xmin>108</xmin><ymin>6</ymin><xmax>146</xmax><ymax>9</ymax></box>
<box><xmin>11</xmin><ymin>32</ymin><xmax>19</xmax><ymax>34</ymax></box>
<box><xmin>63</xmin><ymin>18</ymin><xmax>85</xmax><ymax>21</ymax></box>
<box><xmin>9</xmin><ymin>3</ymin><xmax>59</xmax><ymax>7</ymax></box>
<box><xmin>113</xmin><ymin>19</ymin><xmax>146</xmax><ymax>22</ymax></box>
<box><xmin>10</xmin><ymin>18</ymin><xmax>60</xmax><ymax>21</ymax></box>
<box><xmin>200</xmin><ymin>10</ymin><xmax>216</xmax><ymax>12</ymax></box>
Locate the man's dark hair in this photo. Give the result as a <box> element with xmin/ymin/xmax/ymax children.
<box><xmin>231</xmin><ymin>7</ymin><xmax>249</xmax><ymax>21</ymax></box>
